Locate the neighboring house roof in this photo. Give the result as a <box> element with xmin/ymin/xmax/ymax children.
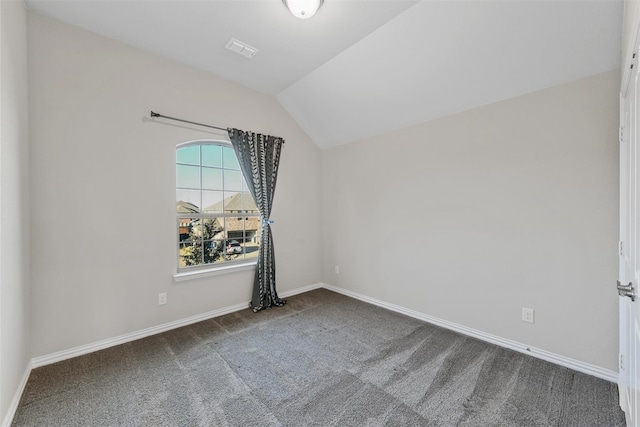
<box><xmin>176</xmin><ymin>201</ymin><xmax>201</xmax><ymax>213</ymax></box>
<box><xmin>205</xmin><ymin>193</ymin><xmax>258</xmax><ymax>213</ymax></box>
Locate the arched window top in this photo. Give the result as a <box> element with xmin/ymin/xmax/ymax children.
<box><xmin>177</xmin><ymin>139</ymin><xmax>236</xmax><ymax>171</ymax></box>
<box><xmin>176</xmin><ymin>138</ymin><xmax>231</xmax><ymax>149</ymax></box>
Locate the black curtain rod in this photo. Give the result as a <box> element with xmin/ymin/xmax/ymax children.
<box><xmin>150</xmin><ymin>110</ymin><xmax>285</xmax><ymax>143</ymax></box>
<box><xmin>150</xmin><ymin>111</ymin><xmax>228</xmax><ymax>132</ymax></box>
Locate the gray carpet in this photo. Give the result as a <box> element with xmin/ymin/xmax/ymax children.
<box><xmin>12</xmin><ymin>289</ymin><xmax>626</xmax><ymax>426</ymax></box>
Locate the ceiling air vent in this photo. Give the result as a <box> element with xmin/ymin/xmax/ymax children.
<box><xmin>225</xmin><ymin>38</ymin><xmax>258</xmax><ymax>59</ymax></box>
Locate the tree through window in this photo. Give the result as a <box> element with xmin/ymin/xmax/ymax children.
<box><xmin>176</xmin><ymin>141</ymin><xmax>260</xmax><ymax>269</ymax></box>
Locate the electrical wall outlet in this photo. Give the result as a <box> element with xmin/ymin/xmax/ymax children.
<box><xmin>158</xmin><ymin>293</ymin><xmax>167</xmax><ymax>306</ymax></box>
<box><xmin>522</xmin><ymin>307</ymin><xmax>534</xmax><ymax>323</ymax></box>
<box><xmin>334</xmin><ymin>265</ymin><xmax>340</xmax><ymax>275</ymax></box>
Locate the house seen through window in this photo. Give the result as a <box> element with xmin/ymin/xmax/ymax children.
<box><xmin>176</xmin><ymin>141</ymin><xmax>260</xmax><ymax>269</ymax></box>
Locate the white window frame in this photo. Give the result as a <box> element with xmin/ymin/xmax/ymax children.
<box><xmin>174</xmin><ymin>139</ymin><xmax>259</xmax><ymax>280</ymax></box>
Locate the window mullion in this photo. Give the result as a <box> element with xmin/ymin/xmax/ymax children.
<box><xmin>200</xmin><ymin>230</ymin><xmax>205</xmax><ymax>266</ymax></box>
<box><xmin>200</xmin><ymin>143</ymin><xmax>204</xmax><ymax>215</ymax></box>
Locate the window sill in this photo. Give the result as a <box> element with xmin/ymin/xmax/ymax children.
<box><xmin>173</xmin><ymin>261</ymin><xmax>256</xmax><ymax>282</ymax></box>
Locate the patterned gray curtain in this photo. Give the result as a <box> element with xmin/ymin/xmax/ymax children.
<box><xmin>227</xmin><ymin>128</ymin><xmax>285</xmax><ymax>312</ymax></box>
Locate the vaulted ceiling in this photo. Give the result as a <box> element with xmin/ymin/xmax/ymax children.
<box><xmin>25</xmin><ymin>0</ymin><xmax>623</xmax><ymax>149</ymax></box>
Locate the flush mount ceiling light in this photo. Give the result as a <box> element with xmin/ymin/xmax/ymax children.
<box><xmin>282</xmin><ymin>0</ymin><xmax>324</xmax><ymax>19</ymax></box>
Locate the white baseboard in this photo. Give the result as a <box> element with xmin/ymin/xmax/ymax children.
<box><xmin>279</xmin><ymin>282</ymin><xmax>323</xmax><ymax>298</ymax></box>
<box><xmin>321</xmin><ymin>283</ymin><xmax>618</xmax><ymax>383</ymax></box>
<box><xmin>30</xmin><ymin>281</ymin><xmax>618</xmax><ymax>382</ymax></box>
<box><xmin>22</xmin><ymin>279</ymin><xmax>616</xmax><ymax>425</ymax></box>
<box><xmin>31</xmin><ymin>282</ymin><xmax>324</xmax><ymax>368</ymax></box>
<box><xmin>6</xmin><ymin>281</ymin><xmax>619</xmax><ymax>426</ymax></box>
<box><xmin>2</xmin><ymin>364</ymin><xmax>31</xmax><ymax>427</ymax></box>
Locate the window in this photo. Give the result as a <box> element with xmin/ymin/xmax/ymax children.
<box><xmin>176</xmin><ymin>140</ymin><xmax>260</xmax><ymax>270</ymax></box>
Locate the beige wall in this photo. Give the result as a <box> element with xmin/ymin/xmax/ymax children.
<box><xmin>28</xmin><ymin>13</ymin><xmax>322</xmax><ymax>357</ymax></box>
<box><xmin>0</xmin><ymin>0</ymin><xmax>31</xmax><ymax>422</ymax></box>
<box><xmin>322</xmin><ymin>70</ymin><xmax>620</xmax><ymax>371</ymax></box>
